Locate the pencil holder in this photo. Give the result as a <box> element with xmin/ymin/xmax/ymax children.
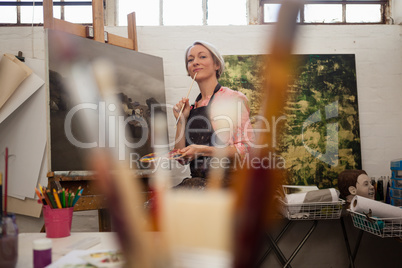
<box><xmin>43</xmin><ymin>205</ymin><xmax>74</xmax><ymax>238</ymax></box>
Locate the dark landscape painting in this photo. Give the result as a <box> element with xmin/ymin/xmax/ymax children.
<box><xmin>221</xmin><ymin>54</ymin><xmax>361</xmax><ymax>188</ymax></box>
<box><xmin>46</xmin><ymin>29</ymin><xmax>167</xmax><ymax>171</ymax></box>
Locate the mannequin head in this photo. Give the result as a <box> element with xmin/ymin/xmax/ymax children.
<box><xmin>338</xmin><ymin>169</ymin><xmax>375</xmax><ymax>202</ymax></box>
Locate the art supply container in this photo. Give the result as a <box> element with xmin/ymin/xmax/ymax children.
<box><xmin>0</xmin><ymin>214</ymin><xmax>19</xmax><ymax>268</ymax></box>
<box><xmin>43</xmin><ymin>205</ymin><xmax>74</xmax><ymax>238</ymax></box>
<box><xmin>33</xmin><ymin>239</ymin><xmax>52</xmax><ymax>268</ymax></box>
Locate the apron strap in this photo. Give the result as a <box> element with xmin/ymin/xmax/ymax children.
<box><xmin>192</xmin><ymin>83</ymin><xmax>221</xmax><ymax>107</ymax></box>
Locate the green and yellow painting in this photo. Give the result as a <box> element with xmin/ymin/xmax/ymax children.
<box><xmin>221</xmin><ymin>54</ymin><xmax>361</xmax><ymax>189</ymax></box>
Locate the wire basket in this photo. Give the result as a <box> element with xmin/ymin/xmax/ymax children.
<box><xmin>348</xmin><ymin>210</ymin><xmax>402</xmax><ymax>238</ymax></box>
<box><xmin>280</xmin><ymin>199</ymin><xmax>345</xmax><ymax>220</ymax></box>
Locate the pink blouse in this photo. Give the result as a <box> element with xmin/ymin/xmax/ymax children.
<box><xmin>193</xmin><ymin>86</ymin><xmax>255</xmax><ymax>157</ymax></box>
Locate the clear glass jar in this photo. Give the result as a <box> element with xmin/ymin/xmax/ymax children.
<box><xmin>0</xmin><ymin>214</ymin><xmax>19</xmax><ymax>268</ymax></box>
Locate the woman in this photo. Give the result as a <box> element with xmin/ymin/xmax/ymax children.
<box><xmin>173</xmin><ymin>41</ymin><xmax>254</xmax><ymax>188</ymax></box>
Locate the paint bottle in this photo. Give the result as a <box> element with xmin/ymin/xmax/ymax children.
<box><xmin>385</xmin><ymin>180</ymin><xmax>391</xmax><ymax>204</ymax></box>
<box><xmin>0</xmin><ymin>214</ymin><xmax>19</xmax><ymax>268</ymax></box>
<box><xmin>376</xmin><ymin>179</ymin><xmax>384</xmax><ymax>202</ymax></box>
<box><xmin>33</xmin><ymin>238</ymin><xmax>52</xmax><ymax>268</ymax></box>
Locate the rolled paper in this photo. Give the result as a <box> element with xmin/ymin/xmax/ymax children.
<box><xmin>283</xmin><ymin>188</ymin><xmax>340</xmax><ymax>216</ymax></box>
<box><xmin>285</xmin><ymin>188</ymin><xmax>339</xmax><ymax>204</ymax></box>
<box><xmin>0</xmin><ymin>54</ymin><xmax>32</xmax><ymax>109</ymax></box>
<box><xmin>304</xmin><ymin>188</ymin><xmax>339</xmax><ymax>203</ymax></box>
<box><xmin>350</xmin><ymin>195</ymin><xmax>402</xmax><ymax>218</ymax></box>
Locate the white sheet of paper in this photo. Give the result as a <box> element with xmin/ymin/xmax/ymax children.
<box><xmin>0</xmin><ymin>85</ymin><xmax>47</xmax><ymax>199</ymax></box>
<box><xmin>0</xmin><ymin>58</ymin><xmax>46</xmax><ymax>200</ymax></box>
<box><xmin>0</xmin><ymin>56</ymin><xmax>44</xmax><ymax>124</ymax></box>
<box><xmin>47</xmin><ymin>249</ymin><xmax>124</xmax><ymax>268</ymax></box>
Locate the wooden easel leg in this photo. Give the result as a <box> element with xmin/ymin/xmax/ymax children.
<box><xmin>98</xmin><ymin>209</ymin><xmax>112</xmax><ymax>232</ymax></box>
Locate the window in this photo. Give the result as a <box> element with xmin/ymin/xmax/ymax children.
<box><xmin>118</xmin><ymin>0</ymin><xmax>159</xmax><ymax>26</ymax></box>
<box><xmin>118</xmin><ymin>0</ymin><xmax>247</xmax><ymax>26</ymax></box>
<box><xmin>261</xmin><ymin>0</ymin><xmax>388</xmax><ymax>24</ymax></box>
<box><xmin>0</xmin><ymin>1</ymin><xmax>92</xmax><ymax>25</ymax></box>
<box><xmin>0</xmin><ymin>0</ymin><xmax>391</xmax><ymax>26</ymax></box>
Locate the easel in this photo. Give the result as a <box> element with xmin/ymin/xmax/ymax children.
<box><xmin>43</xmin><ymin>0</ymin><xmax>139</xmax><ymax>232</ymax></box>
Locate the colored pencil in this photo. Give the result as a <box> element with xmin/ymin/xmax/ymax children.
<box><xmin>69</xmin><ymin>193</ymin><xmax>75</xmax><ymax>207</ymax></box>
<box><xmin>75</xmin><ymin>186</ymin><xmax>82</xmax><ymax>197</ymax></box>
<box><xmin>38</xmin><ymin>183</ymin><xmax>44</xmax><ymax>195</ymax></box>
<box><xmin>68</xmin><ymin>192</ymin><xmax>72</xmax><ymax>208</ymax></box>
<box><xmin>65</xmin><ymin>191</ymin><xmax>69</xmax><ymax>208</ymax></box>
<box><xmin>72</xmin><ymin>189</ymin><xmax>83</xmax><ymax>207</ymax></box>
<box><xmin>46</xmin><ymin>189</ymin><xmax>57</xmax><ymax>209</ymax></box>
<box><xmin>39</xmin><ymin>186</ymin><xmax>51</xmax><ymax>206</ymax></box>
<box><xmin>42</xmin><ymin>189</ymin><xmax>53</xmax><ymax>209</ymax></box>
<box><xmin>58</xmin><ymin>190</ymin><xmax>63</xmax><ymax>205</ymax></box>
<box><xmin>65</xmin><ymin>188</ymin><xmax>69</xmax><ymax>206</ymax></box>
<box><xmin>35</xmin><ymin>188</ymin><xmax>45</xmax><ymax>205</ymax></box>
<box><xmin>53</xmin><ymin>188</ymin><xmax>62</xmax><ymax>209</ymax></box>
<box><xmin>61</xmin><ymin>188</ymin><xmax>66</xmax><ymax>208</ymax></box>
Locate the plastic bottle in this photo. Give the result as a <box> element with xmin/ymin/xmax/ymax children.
<box><xmin>385</xmin><ymin>180</ymin><xmax>391</xmax><ymax>204</ymax></box>
<box><xmin>0</xmin><ymin>214</ymin><xmax>19</xmax><ymax>268</ymax></box>
<box><xmin>376</xmin><ymin>179</ymin><xmax>384</xmax><ymax>202</ymax></box>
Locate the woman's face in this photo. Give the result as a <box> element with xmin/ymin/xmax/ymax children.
<box><xmin>186</xmin><ymin>44</ymin><xmax>219</xmax><ymax>80</ymax></box>
<box><xmin>356</xmin><ymin>174</ymin><xmax>375</xmax><ymax>199</ymax></box>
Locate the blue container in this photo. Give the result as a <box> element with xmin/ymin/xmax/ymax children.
<box><xmin>391</xmin><ymin>178</ymin><xmax>402</xmax><ymax>189</ymax></box>
<box><xmin>390</xmin><ymin>187</ymin><xmax>402</xmax><ymax>198</ymax></box>
<box><xmin>390</xmin><ymin>160</ymin><xmax>402</xmax><ymax>193</ymax></box>
<box><xmin>391</xmin><ymin>159</ymin><xmax>402</xmax><ymax>178</ymax></box>
<box><xmin>390</xmin><ymin>196</ymin><xmax>402</xmax><ymax>207</ymax></box>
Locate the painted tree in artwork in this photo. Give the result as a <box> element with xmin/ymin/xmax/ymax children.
<box><xmin>220</xmin><ymin>55</ymin><xmax>266</xmax><ymax>122</ymax></box>
<box><xmin>280</xmin><ymin>55</ymin><xmax>362</xmax><ymax>188</ymax></box>
<box><xmin>221</xmin><ymin>54</ymin><xmax>362</xmax><ymax>189</ymax></box>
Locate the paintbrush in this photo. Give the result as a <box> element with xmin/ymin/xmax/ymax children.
<box><xmin>0</xmin><ymin>173</ymin><xmax>3</xmax><ymax>227</ymax></box>
<box><xmin>4</xmin><ymin>147</ymin><xmax>8</xmax><ymax>217</ymax></box>
<box><xmin>174</xmin><ymin>72</ymin><xmax>197</xmax><ymax>128</ymax></box>
<box><xmin>231</xmin><ymin>1</ymin><xmax>302</xmax><ymax>267</ymax></box>
<box><xmin>67</xmin><ymin>59</ymin><xmax>155</xmax><ymax>267</ymax></box>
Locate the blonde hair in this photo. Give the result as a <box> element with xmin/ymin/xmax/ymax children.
<box><xmin>185</xmin><ymin>40</ymin><xmax>225</xmax><ymax>79</ymax></box>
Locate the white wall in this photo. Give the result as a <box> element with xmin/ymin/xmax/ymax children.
<box><xmin>0</xmin><ymin>24</ymin><xmax>401</xmax><ymax>180</ymax></box>
<box><xmin>392</xmin><ymin>0</ymin><xmax>402</xmax><ymax>24</ymax></box>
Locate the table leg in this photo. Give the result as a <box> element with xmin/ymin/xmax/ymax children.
<box><xmin>351</xmin><ymin>229</ymin><xmax>364</xmax><ymax>264</ymax></box>
<box><xmin>98</xmin><ymin>209</ymin><xmax>112</xmax><ymax>232</ymax></box>
<box><xmin>267</xmin><ymin>233</ymin><xmax>292</xmax><ymax>268</ymax></box>
<box><xmin>283</xmin><ymin>220</ymin><xmax>317</xmax><ymax>268</ymax></box>
<box><xmin>340</xmin><ymin>216</ymin><xmax>364</xmax><ymax>268</ymax></box>
<box><xmin>256</xmin><ymin>220</ymin><xmax>293</xmax><ymax>267</ymax></box>
<box><xmin>258</xmin><ymin>220</ymin><xmax>317</xmax><ymax>268</ymax></box>
<box><xmin>340</xmin><ymin>217</ymin><xmax>354</xmax><ymax>268</ymax></box>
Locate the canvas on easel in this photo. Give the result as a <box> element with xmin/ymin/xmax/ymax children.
<box><xmin>41</xmin><ymin>1</ymin><xmax>167</xmax><ymax>232</ymax></box>
<box><xmin>42</xmin><ymin>0</ymin><xmax>168</xmax><ymax>172</ymax></box>
<box><xmin>46</xmin><ymin>29</ymin><xmax>167</xmax><ymax>171</ymax></box>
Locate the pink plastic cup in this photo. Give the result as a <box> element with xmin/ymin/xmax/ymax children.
<box><xmin>43</xmin><ymin>206</ymin><xmax>74</xmax><ymax>238</ymax></box>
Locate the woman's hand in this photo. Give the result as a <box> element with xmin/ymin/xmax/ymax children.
<box><xmin>173</xmin><ymin>97</ymin><xmax>191</xmax><ymax>123</ymax></box>
<box><xmin>179</xmin><ymin>144</ymin><xmax>212</xmax><ymax>161</ymax></box>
